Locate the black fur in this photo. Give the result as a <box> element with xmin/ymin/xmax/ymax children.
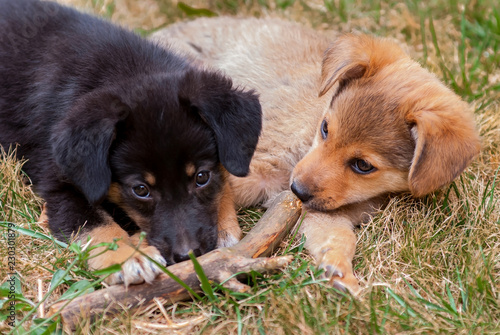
<box><xmin>0</xmin><ymin>0</ymin><xmax>261</xmax><ymax>263</ymax></box>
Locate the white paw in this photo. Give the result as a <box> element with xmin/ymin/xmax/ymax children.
<box><xmin>217</xmin><ymin>233</ymin><xmax>240</xmax><ymax>248</ymax></box>
<box><xmin>89</xmin><ymin>243</ymin><xmax>166</xmax><ymax>286</ymax></box>
<box><xmin>106</xmin><ymin>247</ymin><xmax>166</xmax><ymax>286</ymax></box>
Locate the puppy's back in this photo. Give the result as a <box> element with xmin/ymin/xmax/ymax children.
<box><xmin>0</xmin><ymin>0</ymin><xmax>186</xmax><ymax>143</ymax></box>
<box><xmin>152</xmin><ymin>17</ymin><xmax>330</xmax><ymax>92</ymax></box>
<box><xmin>0</xmin><ymin>0</ymin><xmax>189</xmax><ymax>91</ymax></box>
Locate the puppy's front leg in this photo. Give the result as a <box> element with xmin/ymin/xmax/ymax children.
<box><xmin>45</xmin><ymin>193</ymin><xmax>165</xmax><ymax>286</ymax></box>
<box><xmin>216</xmin><ymin>182</ymin><xmax>242</xmax><ymax>248</ymax></box>
<box><xmin>300</xmin><ymin>197</ymin><xmax>385</xmax><ymax>294</ymax></box>
<box><xmin>300</xmin><ymin>211</ymin><xmax>359</xmax><ymax>293</ymax></box>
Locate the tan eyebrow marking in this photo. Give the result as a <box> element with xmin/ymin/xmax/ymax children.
<box><xmin>185</xmin><ymin>163</ymin><xmax>196</xmax><ymax>177</ymax></box>
<box><xmin>144</xmin><ymin>172</ymin><xmax>156</xmax><ymax>186</ymax></box>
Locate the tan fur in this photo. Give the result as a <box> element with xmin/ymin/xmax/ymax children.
<box><xmin>83</xmin><ymin>212</ymin><xmax>164</xmax><ymax>286</ymax></box>
<box><xmin>37</xmin><ymin>203</ymin><xmax>49</xmax><ymax>229</ymax></box>
<box><xmin>185</xmin><ymin>163</ymin><xmax>196</xmax><ymax>178</ymax></box>
<box><xmin>216</xmin><ymin>176</ymin><xmax>242</xmax><ymax>248</ymax></box>
<box><xmin>152</xmin><ymin>18</ymin><xmax>480</xmax><ymax>293</ymax></box>
<box><xmin>144</xmin><ymin>172</ymin><xmax>156</xmax><ymax>186</ymax></box>
<box><xmin>107</xmin><ymin>182</ymin><xmax>150</xmax><ymax>230</ymax></box>
<box><xmin>107</xmin><ymin>182</ymin><xmax>122</xmax><ymax>205</ymax></box>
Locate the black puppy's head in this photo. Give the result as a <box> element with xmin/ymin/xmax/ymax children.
<box><xmin>52</xmin><ymin>69</ymin><xmax>261</xmax><ymax>263</ymax></box>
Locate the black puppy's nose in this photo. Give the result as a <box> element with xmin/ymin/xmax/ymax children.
<box><xmin>291</xmin><ymin>180</ymin><xmax>313</xmax><ymax>202</ymax></box>
<box><xmin>173</xmin><ymin>248</ymin><xmax>201</xmax><ymax>263</ymax></box>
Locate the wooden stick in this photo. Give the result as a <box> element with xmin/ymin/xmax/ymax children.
<box><xmin>49</xmin><ymin>191</ymin><xmax>301</xmax><ymax>329</ymax></box>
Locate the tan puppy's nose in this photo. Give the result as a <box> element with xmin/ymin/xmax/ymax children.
<box><xmin>291</xmin><ymin>180</ymin><xmax>313</xmax><ymax>203</ymax></box>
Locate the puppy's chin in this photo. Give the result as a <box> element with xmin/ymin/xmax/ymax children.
<box><xmin>299</xmin><ymin>192</ymin><xmax>374</xmax><ymax>212</ymax></box>
<box><xmin>301</xmin><ymin>198</ymin><xmax>340</xmax><ymax>212</ymax></box>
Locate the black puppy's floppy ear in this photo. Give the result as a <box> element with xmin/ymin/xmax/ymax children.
<box><xmin>52</xmin><ymin>90</ymin><xmax>129</xmax><ymax>204</ymax></box>
<box><xmin>181</xmin><ymin>70</ymin><xmax>262</xmax><ymax>177</ymax></box>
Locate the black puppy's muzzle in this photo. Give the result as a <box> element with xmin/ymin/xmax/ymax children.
<box><xmin>171</xmin><ymin>242</ymin><xmax>202</xmax><ymax>263</ymax></box>
<box><xmin>150</xmin><ymin>224</ymin><xmax>218</xmax><ymax>265</ymax></box>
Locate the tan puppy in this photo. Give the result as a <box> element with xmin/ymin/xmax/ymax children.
<box><xmin>152</xmin><ymin>17</ymin><xmax>480</xmax><ymax>293</ymax></box>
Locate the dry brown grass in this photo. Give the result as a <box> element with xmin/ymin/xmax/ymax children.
<box><xmin>1</xmin><ymin>0</ymin><xmax>499</xmax><ymax>334</ymax></box>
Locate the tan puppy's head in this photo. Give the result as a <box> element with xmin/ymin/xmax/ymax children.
<box><xmin>291</xmin><ymin>33</ymin><xmax>480</xmax><ymax>211</ymax></box>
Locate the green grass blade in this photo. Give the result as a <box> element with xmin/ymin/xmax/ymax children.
<box><xmin>284</xmin><ymin>212</ymin><xmax>306</xmax><ymax>254</ymax></box>
<box><xmin>9</xmin><ymin>257</ymin><xmax>80</xmax><ymax>335</ymax></box>
<box><xmin>403</xmin><ymin>278</ymin><xmax>423</xmax><ymax>299</ymax></box>
<box><xmin>91</xmin><ymin>263</ymin><xmax>122</xmax><ymax>277</ymax></box>
<box><xmin>189</xmin><ymin>251</ymin><xmax>217</xmax><ymax>302</ymax></box>
<box><xmin>445</xmin><ymin>283</ymin><xmax>458</xmax><ymax>315</ymax></box>
<box><xmin>177</xmin><ymin>2</ymin><xmax>217</xmax><ymax>17</ymax></box>
<box><xmin>386</xmin><ymin>288</ymin><xmax>418</xmax><ymax>318</ymax></box>
<box><xmin>456</xmin><ymin>268</ymin><xmax>468</xmax><ymax>313</ymax></box>
<box><xmin>0</xmin><ymin>222</ymin><xmax>68</xmax><ymax>248</ymax></box>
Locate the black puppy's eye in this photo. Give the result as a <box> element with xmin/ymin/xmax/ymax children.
<box><xmin>351</xmin><ymin>159</ymin><xmax>376</xmax><ymax>174</ymax></box>
<box><xmin>132</xmin><ymin>184</ymin><xmax>150</xmax><ymax>198</ymax></box>
<box><xmin>321</xmin><ymin>119</ymin><xmax>328</xmax><ymax>139</ymax></box>
<box><xmin>195</xmin><ymin>171</ymin><xmax>211</xmax><ymax>187</ymax></box>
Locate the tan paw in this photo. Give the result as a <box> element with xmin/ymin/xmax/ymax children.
<box><xmin>318</xmin><ymin>249</ymin><xmax>361</xmax><ymax>295</ymax></box>
<box><xmin>89</xmin><ymin>242</ymin><xmax>166</xmax><ymax>286</ymax></box>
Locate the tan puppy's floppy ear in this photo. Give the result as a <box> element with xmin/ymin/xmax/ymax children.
<box><xmin>319</xmin><ymin>33</ymin><xmax>407</xmax><ymax>97</ymax></box>
<box><xmin>407</xmin><ymin>107</ymin><xmax>481</xmax><ymax>197</ymax></box>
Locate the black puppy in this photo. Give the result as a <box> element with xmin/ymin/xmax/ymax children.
<box><xmin>0</xmin><ymin>0</ymin><xmax>261</xmax><ymax>285</ymax></box>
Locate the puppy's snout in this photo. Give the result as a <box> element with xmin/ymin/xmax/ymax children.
<box><xmin>173</xmin><ymin>246</ymin><xmax>201</xmax><ymax>263</ymax></box>
<box><xmin>291</xmin><ymin>180</ymin><xmax>313</xmax><ymax>203</ymax></box>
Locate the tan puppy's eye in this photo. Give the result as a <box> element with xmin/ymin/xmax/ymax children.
<box><xmin>351</xmin><ymin>159</ymin><xmax>376</xmax><ymax>174</ymax></box>
<box><xmin>321</xmin><ymin>119</ymin><xmax>328</xmax><ymax>139</ymax></box>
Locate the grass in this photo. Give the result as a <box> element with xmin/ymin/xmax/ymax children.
<box><xmin>1</xmin><ymin>0</ymin><xmax>499</xmax><ymax>333</ymax></box>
